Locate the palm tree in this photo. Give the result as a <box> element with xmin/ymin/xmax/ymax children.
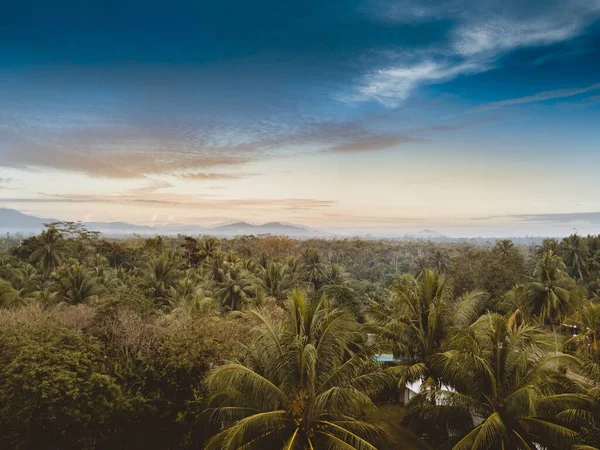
<box><xmin>301</xmin><ymin>248</ymin><xmax>326</xmax><ymax>288</ymax></box>
<box><xmin>204</xmin><ymin>289</ymin><xmax>390</xmax><ymax>450</ymax></box>
<box><xmin>198</xmin><ymin>237</ymin><xmax>220</xmax><ymax>263</ymax></box>
<box><xmin>9</xmin><ymin>264</ymin><xmax>42</xmax><ymax>299</ymax></box>
<box><xmin>168</xmin><ymin>274</ymin><xmax>214</xmax><ymax>314</ymax></box>
<box><xmin>528</xmin><ymin>251</ymin><xmax>576</xmax><ymax>352</ymax></box>
<box><xmin>498</xmin><ymin>283</ymin><xmax>531</xmax><ymax>330</ymax></box>
<box><xmin>59</xmin><ymin>263</ymin><xmax>101</xmax><ymax>304</ymax></box>
<box><xmin>404</xmin><ymin>314</ymin><xmax>580</xmax><ymax>450</ymax></box>
<box><xmin>0</xmin><ymin>279</ymin><xmax>17</xmax><ymax>307</ymax></box>
<box><xmin>204</xmin><ymin>251</ymin><xmax>227</xmax><ymax>283</ymax></box>
<box><xmin>215</xmin><ymin>265</ymin><xmax>258</xmax><ymax>311</ymax></box>
<box><xmin>68</xmin><ymin>238</ymin><xmax>93</xmax><ymax>263</ymax></box>
<box><xmin>561</xmin><ymin>234</ymin><xmax>589</xmax><ymax>281</ymax></box>
<box><xmin>493</xmin><ymin>239</ymin><xmax>515</xmax><ymax>257</ymax></box>
<box><xmin>586</xmin><ymin>252</ymin><xmax>600</xmax><ymax>280</ymax></box>
<box><xmin>535</xmin><ymin>238</ymin><xmax>559</xmax><ymax>258</ymax></box>
<box><xmin>322</xmin><ymin>264</ymin><xmax>348</xmax><ymax>286</ymax></box>
<box><xmin>141</xmin><ymin>252</ymin><xmax>180</xmax><ymax>299</ymax></box>
<box><xmin>261</xmin><ymin>261</ymin><xmax>294</xmax><ymax>302</ymax></box>
<box><xmin>31</xmin><ymin>227</ymin><xmax>64</xmax><ymax>276</ymax></box>
<box><xmin>428</xmin><ymin>249</ymin><xmax>451</xmax><ymax>273</ymax></box>
<box><xmin>565</xmin><ymin>301</ymin><xmax>600</xmax><ymax>363</ymax></box>
<box><xmin>368</xmin><ymin>269</ymin><xmax>486</xmax><ymax>389</ymax></box>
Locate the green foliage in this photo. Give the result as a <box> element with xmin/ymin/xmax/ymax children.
<box><xmin>204</xmin><ymin>290</ymin><xmax>392</xmax><ymax>450</ymax></box>
<box><xmin>404</xmin><ymin>314</ymin><xmax>582</xmax><ymax>449</ymax></box>
<box><xmin>0</xmin><ymin>316</ymin><xmax>123</xmax><ymax>450</ymax></box>
<box><xmin>1</xmin><ymin>230</ymin><xmax>600</xmax><ymax>449</ymax></box>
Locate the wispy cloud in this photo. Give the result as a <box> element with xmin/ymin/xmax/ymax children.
<box><xmin>350</xmin><ymin>60</ymin><xmax>484</xmax><ymax>107</ymax></box>
<box><xmin>473</xmin><ymin>211</ymin><xmax>600</xmax><ymax>225</ymax></box>
<box><xmin>324</xmin><ymin>135</ymin><xmax>423</xmax><ymax>153</ymax></box>
<box><xmin>0</xmin><ymin>193</ymin><xmax>337</xmax><ymax>211</ymax></box>
<box><xmin>178</xmin><ymin>172</ymin><xmax>258</xmax><ymax>180</ymax></box>
<box><xmin>466</xmin><ymin>82</ymin><xmax>600</xmax><ymax>113</ymax></box>
<box><xmin>353</xmin><ymin>0</ymin><xmax>600</xmax><ymax>106</ymax></box>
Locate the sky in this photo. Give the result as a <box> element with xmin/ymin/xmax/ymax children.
<box><xmin>1</xmin><ymin>0</ymin><xmax>600</xmax><ymax>237</ymax></box>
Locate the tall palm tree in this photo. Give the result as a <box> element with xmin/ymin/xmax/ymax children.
<box><xmin>0</xmin><ymin>279</ymin><xmax>17</xmax><ymax>307</ymax></box>
<box><xmin>586</xmin><ymin>252</ymin><xmax>600</xmax><ymax>280</ymax></box>
<box><xmin>141</xmin><ymin>252</ymin><xmax>180</xmax><ymax>299</ymax></box>
<box><xmin>368</xmin><ymin>269</ymin><xmax>486</xmax><ymax>389</ymax></box>
<box><xmin>404</xmin><ymin>314</ymin><xmax>581</xmax><ymax>450</ymax></box>
<box><xmin>58</xmin><ymin>263</ymin><xmax>101</xmax><ymax>304</ymax></box>
<box><xmin>261</xmin><ymin>261</ymin><xmax>294</xmax><ymax>302</ymax></box>
<box><xmin>535</xmin><ymin>238</ymin><xmax>559</xmax><ymax>258</ymax></box>
<box><xmin>10</xmin><ymin>264</ymin><xmax>41</xmax><ymax>294</ymax></box>
<box><xmin>528</xmin><ymin>251</ymin><xmax>576</xmax><ymax>351</ymax></box>
<box><xmin>565</xmin><ymin>301</ymin><xmax>600</xmax><ymax>363</ymax></box>
<box><xmin>498</xmin><ymin>283</ymin><xmax>531</xmax><ymax>330</ymax></box>
<box><xmin>561</xmin><ymin>234</ymin><xmax>589</xmax><ymax>281</ymax></box>
<box><xmin>68</xmin><ymin>238</ymin><xmax>93</xmax><ymax>263</ymax></box>
<box><xmin>493</xmin><ymin>239</ymin><xmax>515</xmax><ymax>258</ymax></box>
<box><xmin>301</xmin><ymin>248</ymin><xmax>326</xmax><ymax>288</ymax></box>
<box><xmin>168</xmin><ymin>274</ymin><xmax>214</xmax><ymax>314</ymax></box>
<box><xmin>428</xmin><ymin>249</ymin><xmax>451</xmax><ymax>274</ymax></box>
<box><xmin>204</xmin><ymin>289</ymin><xmax>391</xmax><ymax>450</ymax></box>
<box><xmin>215</xmin><ymin>265</ymin><xmax>258</xmax><ymax>311</ymax></box>
<box><xmin>198</xmin><ymin>237</ymin><xmax>220</xmax><ymax>263</ymax></box>
<box><xmin>31</xmin><ymin>227</ymin><xmax>64</xmax><ymax>276</ymax></box>
<box><xmin>322</xmin><ymin>264</ymin><xmax>348</xmax><ymax>286</ymax></box>
<box><xmin>204</xmin><ymin>251</ymin><xmax>227</xmax><ymax>283</ymax></box>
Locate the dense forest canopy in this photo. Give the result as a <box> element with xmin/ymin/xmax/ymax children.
<box><xmin>1</xmin><ymin>225</ymin><xmax>599</xmax><ymax>449</ymax></box>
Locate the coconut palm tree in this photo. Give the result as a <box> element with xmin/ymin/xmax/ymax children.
<box><xmin>0</xmin><ymin>279</ymin><xmax>17</xmax><ymax>307</ymax></box>
<box><xmin>261</xmin><ymin>261</ymin><xmax>294</xmax><ymax>302</ymax></box>
<box><xmin>535</xmin><ymin>238</ymin><xmax>560</xmax><ymax>258</ymax></box>
<box><xmin>198</xmin><ymin>237</ymin><xmax>220</xmax><ymax>263</ymax></box>
<box><xmin>58</xmin><ymin>263</ymin><xmax>101</xmax><ymax>304</ymax></box>
<box><xmin>528</xmin><ymin>251</ymin><xmax>576</xmax><ymax>352</ymax></box>
<box><xmin>322</xmin><ymin>264</ymin><xmax>348</xmax><ymax>286</ymax></box>
<box><xmin>565</xmin><ymin>301</ymin><xmax>600</xmax><ymax>363</ymax></box>
<box><xmin>30</xmin><ymin>227</ymin><xmax>64</xmax><ymax>276</ymax></box>
<box><xmin>204</xmin><ymin>289</ymin><xmax>391</xmax><ymax>450</ymax></box>
<box><xmin>368</xmin><ymin>269</ymin><xmax>487</xmax><ymax>389</ymax></box>
<box><xmin>404</xmin><ymin>313</ymin><xmax>581</xmax><ymax>450</ymax></box>
<box><xmin>168</xmin><ymin>274</ymin><xmax>214</xmax><ymax>314</ymax></box>
<box><xmin>215</xmin><ymin>265</ymin><xmax>258</xmax><ymax>311</ymax></box>
<box><xmin>493</xmin><ymin>239</ymin><xmax>516</xmax><ymax>258</ymax></box>
<box><xmin>68</xmin><ymin>238</ymin><xmax>93</xmax><ymax>264</ymax></box>
<box><xmin>301</xmin><ymin>248</ymin><xmax>326</xmax><ymax>288</ymax></box>
<box><xmin>586</xmin><ymin>252</ymin><xmax>600</xmax><ymax>280</ymax></box>
<box><xmin>498</xmin><ymin>283</ymin><xmax>532</xmax><ymax>330</ymax></box>
<box><xmin>204</xmin><ymin>251</ymin><xmax>228</xmax><ymax>283</ymax></box>
<box><xmin>561</xmin><ymin>234</ymin><xmax>589</xmax><ymax>281</ymax></box>
<box><xmin>428</xmin><ymin>249</ymin><xmax>451</xmax><ymax>274</ymax></box>
<box><xmin>141</xmin><ymin>252</ymin><xmax>180</xmax><ymax>299</ymax></box>
<box><xmin>9</xmin><ymin>264</ymin><xmax>42</xmax><ymax>300</ymax></box>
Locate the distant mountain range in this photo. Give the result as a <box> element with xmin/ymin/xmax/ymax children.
<box><xmin>0</xmin><ymin>208</ymin><xmax>327</xmax><ymax>238</ymax></box>
<box><xmin>404</xmin><ymin>229</ymin><xmax>447</xmax><ymax>239</ymax></box>
<box><xmin>0</xmin><ymin>207</ymin><xmax>480</xmax><ymax>241</ymax></box>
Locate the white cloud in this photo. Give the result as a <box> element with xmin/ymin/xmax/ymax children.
<box><xmin>354</xmin><ymin>60</ymin><xmax>484</xmax><ymax>107</ymax></box>
<box><xmin>465</xmin><ymin>82</ymin><xmax>600</xmax><ymax>113</ymax></box>
<box><xmin>353</xmin><ymin>0</ymin><xmax>600</xmax><ymax>107</ymax></box>
<box><xmin>452</xmin><ymin>18</ymin><xmax>581</xmax><ymax>56</ymax></box>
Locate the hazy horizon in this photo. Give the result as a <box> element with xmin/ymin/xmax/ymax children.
<box><xmin>2</xmin><ymin>0</ymin><xmax>600</xmax><ymax>237</ymax></box>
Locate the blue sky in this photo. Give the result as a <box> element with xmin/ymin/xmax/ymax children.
<box><xmin>1</xmin><ymin>0</ymin><xmax>600</xmax><ymax>236</ymax></box>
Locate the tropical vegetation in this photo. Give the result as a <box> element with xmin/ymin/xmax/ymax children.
<box><xmin>0</xmin><ymin>225</ymin><xmax>599</xmax><ymax>449</ymax></box>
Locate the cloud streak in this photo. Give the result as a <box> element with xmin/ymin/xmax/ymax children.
<box><xmin>353</xmin><ymin>0</ymin><xmax>600</xmax><ymax>106</ymax></box>
<box><xmin>473</xmin><ymin>212</ymin><xmax>600</xmax><ymax>225</ymax></box>
<box><xmin>466</xmin><ymin>82</ymin><xmax>600</xmax><ymax>113</ymax></box>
